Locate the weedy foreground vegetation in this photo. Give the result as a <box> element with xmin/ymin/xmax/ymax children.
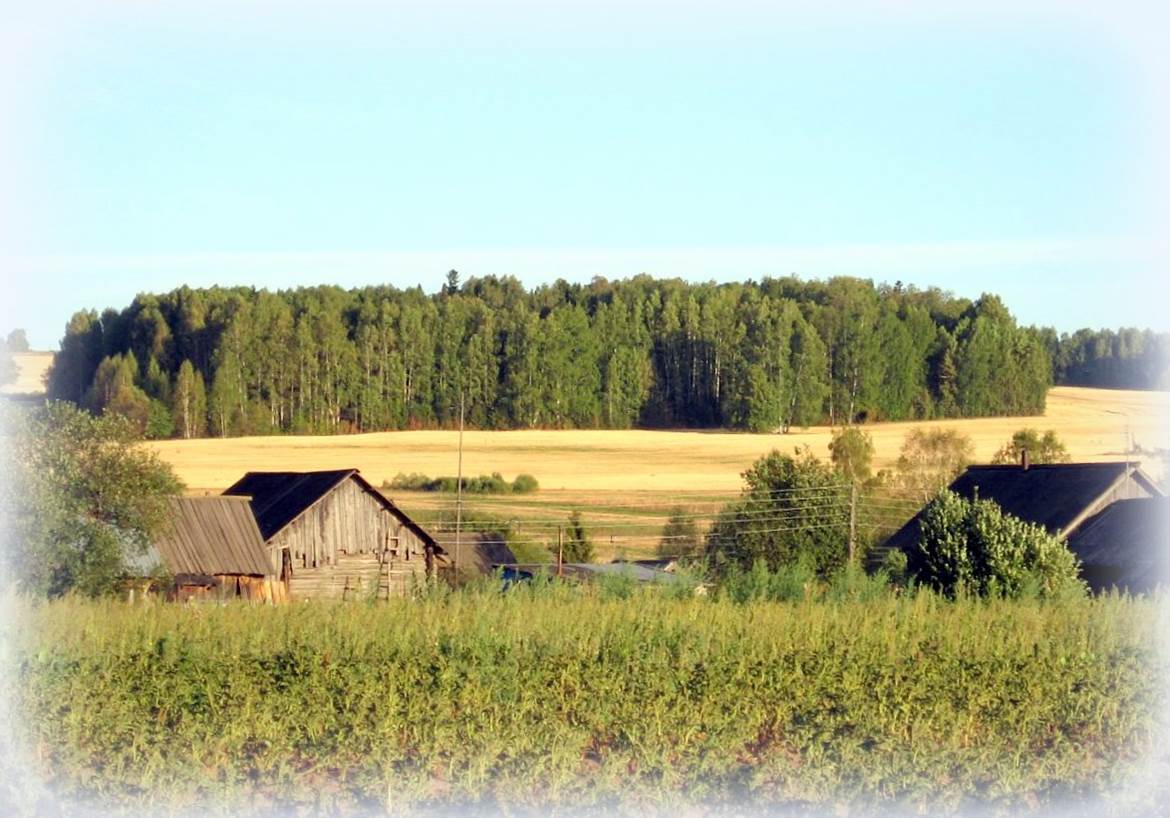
<box><xmin>12</xmin><ymin>582</ymin><xmax>1166</xmax><ymax>815</ymax></box>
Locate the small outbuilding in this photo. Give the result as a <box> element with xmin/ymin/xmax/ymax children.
<box><xmin>149</xmin><ymin>496</ymin><xmax>283</xmax><ymax>602</ymax></box>
<box><xmin>223</xmin><ymin>469</ymin><xmax>445</xmax><ymax>600</ymax></box>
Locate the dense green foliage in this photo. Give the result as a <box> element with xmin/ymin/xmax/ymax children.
<box><xmin>828</xmin><ymin>426</ymin><xmax>874</xmax><ymax>483</ymax></box>
<box><xmin>45</xmin><ymin>276</ymin><xmax>1057</xmax><ymax>435</ymax></box>
<box><xmin>386</xmin><ymin>472</ymin><xmax>539</xmax><ymax>494</ymax></box>
<box><xmin>11</xmin><ymin>590</ymin><xmax>1163</xmax><ymax>813</ymax></box>
<box><xmin>991</xmin><ymin>428</ymin><xmax>1071</xmax><ymax>465</ymax></box>
<box><xmin>705</xmin><ymin>449</ymin><xmax>851</xmax><ymax>576</ymax></box>
<box><xmin>0</xmin><ymin>402</ymin><xmax>183</xmax><ymax>596</ymax></box>
<box><xmin>908</xmin><ymin>490</ymin><xmax>1085</xmax><ymax>599</ymax></box>
<box><xmin>561</xmin><ymin>510</ymin><xmax>594</xmax><ymax>562</ymax></box>
<box><xmin>1051</xmin><ymin>327</ymin><xmax>1170</xmax><ymax>390</ymax></box>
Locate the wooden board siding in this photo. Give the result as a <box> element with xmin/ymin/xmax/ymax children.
<box><xmin>287</xmin><ymin>552</ymin><xmax>430</xmax><ymax>600</ymax></box>
<box><xmin>271</xmin><ymin>477</ymin><xmax>433</xmax><ymax>600</ymax></box>
<box><xmin>175</xmin><ymin>574</ymin><xmax>287</xmax><ymax>603</ymax></box>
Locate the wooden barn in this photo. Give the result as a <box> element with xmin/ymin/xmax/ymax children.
<box><xmin>149</xmin><ymin>496</ymin><xmax>283</xmax><ymax>602</ymax></box>
<box><xmin>223</xmin><ymin>469</ymin><xmax>445</xmax><ymax>600</ymax></box>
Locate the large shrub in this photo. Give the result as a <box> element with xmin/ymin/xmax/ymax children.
<box><xmin>907</xmin><ymin>490</ymin><xmax>1084</xmax><ymax>598</ymax></box>
<box><xmin>0</xmin><ymin>401</ymin><xmax>183</xmax><ymax>596</ymax></box>
<box><xmin>705</xmin><ymin>448</ymin><xmax>851</xmax><ymax>576</ymax></box>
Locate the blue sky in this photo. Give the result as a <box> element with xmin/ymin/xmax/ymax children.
<box><xmin>2</xmin><ymin>1</ymin><xmax>1167</xmax><ymax>348</ymax></box>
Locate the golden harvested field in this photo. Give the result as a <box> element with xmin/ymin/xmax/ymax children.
<box><xmin>0</xmin><ymin>351</ymin><xmax>53</xmax><ymax>396</ymax></box>
<box><xmin>150</xmin><ymin>386</ymin><xmax>1169</xmax><ymax>493</ymax></box>
<box><xmin>140</xmin><ymin>386</ymin><xmax>1169</xmax><ymax>560</ymax></box>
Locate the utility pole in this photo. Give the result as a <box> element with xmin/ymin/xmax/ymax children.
<box><xmin>557</xmin><ymin>526</ymin><xmax>564</xmax><ymax>578</ymax></box>
<box><xmin>847</xmin><ymin>482</ymin><xmax>858</xmax><ymax>565</ymax></box>
<box><xmin>455</xmin><ymin>390</ymin><xmax>465</xmax><ymax>576</ymax></box>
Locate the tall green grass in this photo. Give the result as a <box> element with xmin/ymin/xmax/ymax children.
<box><xmin>10</xmin><ymin>587</ymin><xmax>1165</xmax><ymax>813</ymax></box>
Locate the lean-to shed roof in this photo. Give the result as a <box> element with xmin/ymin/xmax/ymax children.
<box><xmin>154</xmin><ymin>496</ymin><xmax>273</xmax><ymax>576</ymax></box>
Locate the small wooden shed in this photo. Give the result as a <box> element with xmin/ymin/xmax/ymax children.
<box><xmin>223</xmin><ymin>469</ymin><xmax>445</xmax><ymax>600</ymax></box>
<box><xmin>151</xmin><ymin>496</ymin><xmax>283</xmax><ymax>602</ymax></box>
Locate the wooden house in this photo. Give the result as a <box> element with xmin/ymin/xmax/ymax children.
<box><xmin>876</xmin><ymin>461</ymin><xmax>1166</xmax><ymax>589</ymax></box>
<box><xmin>223</xmin><ymin>469</ymin><xmax>445</xmax><ymax>600</ymax></box>
<box><xmin>149</xmin><ymin>496</ymin><xmax>283</xmax><ymax>602</ymax></box>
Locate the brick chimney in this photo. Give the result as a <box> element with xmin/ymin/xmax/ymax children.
<box><xmin>1021</xmin><ymin>449</ymin><xmax>1030</xmax><ymax>470</ymax></box>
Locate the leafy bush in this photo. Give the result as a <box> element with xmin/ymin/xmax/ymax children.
<box><xmin>385</xmin><ymin>472</ymin><xmax>437</xmax><ymax>491</ymax></box>
<box><xmin>893</xmin><ymin>427</ymin><xmax>973</xmax><ymax>502</ymax></box>
<box><xmin>824</xmin><ymin>562</ymin><xmax>892</xmax><ymax>603</ymax></box>
<box><xmin>385</xmin><ymin>472</ymin><xmax>538</xmax><ymax>495</ymax></box>
<box><xmin>828</xmin><ymin>426</ymin><xmax>874</xmax><ymax>483</ymax></box>
<box><xmin>706</xmin><ymin>448</ymin><xmax>851</xmax><ymax>577</ymax></box>
<box><xmin>1</xmin><ymin>401</ymin><xmax>182</xmax><ymax>596</ymax></box>
<box><xmin>511</xmin><ymin>473</ymin><xmax>540</xmax><ymax>493</ymax></box>
<box><xmin>717</xmin><ymin>558</ymin><xmax>817</xmax><ymax>603</ymax></box>
<box><xmin>596</xmin><ymin>568</ymin><xmax>639</xmax><ymax>600</ymax></box>
<box><xmin>559</xmin><ymin>510</ymin><xmax>594</xmax><ymax>562</ymax></box>
<box><xmin>991</xmin><ymin>428</ymin><xmax>1071</xmax><ymax>465</ymax></box>
<box><xmin>907</xmin><ymin>490</ymin><xmax>1085</xmax><ymax>598</ymax></box>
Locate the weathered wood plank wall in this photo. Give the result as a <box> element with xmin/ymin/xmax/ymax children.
<box><xmin>272</xmin><ymin>477</ymin><xmax>432</xmax><ymax>600</ymax></box>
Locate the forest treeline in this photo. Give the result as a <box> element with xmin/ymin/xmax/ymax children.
<box><xmin>42</xmin><ymin>274</ymin><xmax>1165</xmax><ymax>438</ymax></box>
<box><xmin>1050</xmin><ymin>326</ymin><xmax>1170</xmax><ymax>390</ymax></box>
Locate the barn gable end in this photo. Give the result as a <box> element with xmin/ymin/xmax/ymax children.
<box><xmin>223</xmin><ymin>469</ymin><xmax>444</xmax><ymax>600</ymax></box>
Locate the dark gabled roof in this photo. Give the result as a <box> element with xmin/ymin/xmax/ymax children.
<box><xmin>882</xmin><ymin>462</ymin><xmax>1163</xmax><ymax>555</ymax></box>
<box><xmin>153</xmin><ymin>496</ymin><xmax>273</xmax><ymax>576</ymax></box>
<box><xmin>434</xmin><ymin>533</ymin><xmax>515</xmax><ymax>573</ymax></box>
<box><xmin>222</xmin><ymin>469</ymin><xmax>442</xmax><ymax>553</ymax></box>
<box><xmin>223</xmin><ymin>469</ymin><xmax>356</xmax><ymax>539</ymax></box>
<box><xmin>1067</xmin><ymin>497</ymin><xmax>1170</xmax><ymax>570</ymax></box>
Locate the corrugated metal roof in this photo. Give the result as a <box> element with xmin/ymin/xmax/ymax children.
<box><xmin>223</xmin><ymin>469</ymin><xmax>442</xmax><ymax>553</ymax></box>
<box><xmin>154</xmin><ymin>496</ymin><xmax>273</xmax><ymax>576</ymax></box>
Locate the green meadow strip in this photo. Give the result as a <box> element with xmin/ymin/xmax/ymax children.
<box><xmin>11</xmin><ymin>589</ymin><xmax>1165</xmax><ymax>813</ymax></box>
